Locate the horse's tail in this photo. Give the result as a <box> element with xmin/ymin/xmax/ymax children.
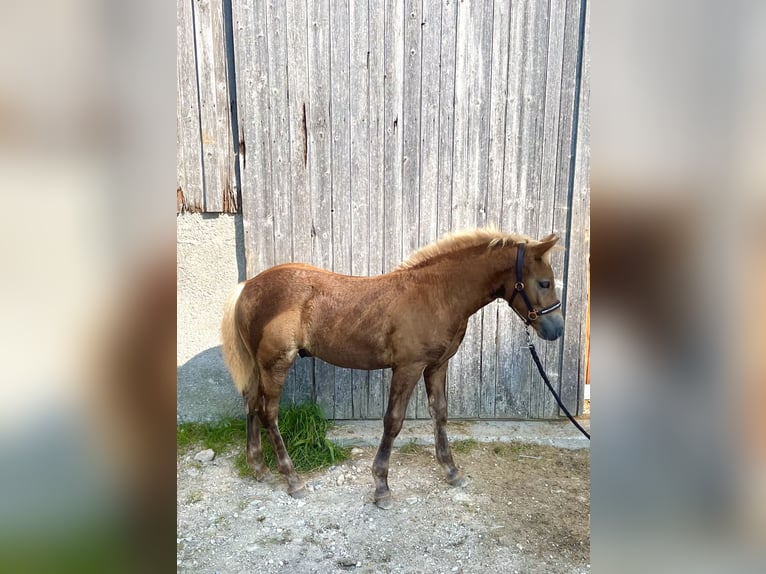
<box><xmin>221</xmin><ymin>282</ymin><xmax>256</xmax><ymax>395</ymax></box>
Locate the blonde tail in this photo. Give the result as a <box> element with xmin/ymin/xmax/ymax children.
<box><xmin>221</xmin><ymin>283</ymin><xmax>256</xmax><ymax>394</ymax></box>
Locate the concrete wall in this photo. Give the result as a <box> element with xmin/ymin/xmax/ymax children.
<box><xmin>177</xmin><ymin>213</ymin><xmax>245</xmax><ymax>422</ymax></box>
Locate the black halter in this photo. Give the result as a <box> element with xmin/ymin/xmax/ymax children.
<box><xmin>507</xmin><ymin>242</ymin><xmax>562</xmax><ymax>325</ymax></box>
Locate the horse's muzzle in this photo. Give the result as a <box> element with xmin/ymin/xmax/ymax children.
<box><xmin>537</xmin><ymin>314</ymin><xmax>565</xmax><ymax>341</ymax></box>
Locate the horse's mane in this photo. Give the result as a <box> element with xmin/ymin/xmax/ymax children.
<box><xmin>396</xmin><ymin>228</ymin><xmax>533</xmax><ymax>270</ymax></box>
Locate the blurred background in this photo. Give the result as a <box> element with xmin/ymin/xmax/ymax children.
<box><xmin>0</xmin><ymin>0</ymin><xmax>763</xmax><ymax>572</ymax></box>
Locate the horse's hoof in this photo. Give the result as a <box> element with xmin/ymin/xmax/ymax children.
<box><xmin>288</xmin><ymin>486</ymin><xmax>308</xmax><ymax>499</ymax></box>
<box><xmin>253</xmin><ymin>468</ymin><xmax>272</xmax><ymax>482</ymax></box>
<box><xmin>447</xmin><ymin>473</ymin><xmax>467</xmax><ymax>488</ymax></box>
<box><xmin>374</xmin><ymin>494</ymin><xmax>393</xmax><ymax>510</ymax></box>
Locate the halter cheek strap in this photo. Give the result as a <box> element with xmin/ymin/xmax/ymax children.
<box><xmin>507</xmin><ymin>242</ymin><xmax>562</xmax><ymax>325</ymax></box>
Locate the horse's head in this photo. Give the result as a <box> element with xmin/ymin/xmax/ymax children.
<box><xmin>504</xmin><ymin>234</ymin><xmax>565</xmax><ymax>341</ymax></box>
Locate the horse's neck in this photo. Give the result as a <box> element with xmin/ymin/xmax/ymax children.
<box><xmin>429</xmin><ymin>255</ymin><xmax>507</xmax><ymax>318</ymax></box>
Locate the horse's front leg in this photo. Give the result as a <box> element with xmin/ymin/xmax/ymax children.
<box><xmin>372</xmin><ymin>363</ymin><xmax>425</xmax><ymax>509</ymax></box>
<box><xmin>424</xmin><ymin>361</ymin><xmax>466</xmax><ymax>487</ymax></box>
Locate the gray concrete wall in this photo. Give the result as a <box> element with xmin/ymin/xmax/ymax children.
<box><xmin>177</xmin><ymin>213</ymin><xmax>245</xmax><ymax>422</ymax></box>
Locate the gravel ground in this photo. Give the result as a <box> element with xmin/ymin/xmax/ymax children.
<box><xmin>177</xmin><ymin>441</ymin><xmax>590</xmax><ymax>573</ymax></box>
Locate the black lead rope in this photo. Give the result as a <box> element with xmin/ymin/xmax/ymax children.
<box><xmin>526</xmin><ymin>330</ymin><xmax>590</xmax><ymax>440</ymax></box>
<box><xmin>511</xmin><ymin>242</ymin><xmax>590</xmax><ymax>440</ymax></box>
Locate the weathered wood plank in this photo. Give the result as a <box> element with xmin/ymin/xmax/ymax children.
<box><xmin>193</xmin><ymin>0</ymin><xmax>237</xmax><ymax>212</ymax></box>
<box><xmin>544</xmin><ymin>0</ymin><xmax>582</xmax><ymax>417</ymax></box>
<box><xmin>367</xmin><ymin>0</ymin><xmax>387</xmax><ymax>419</ymax></box>
<box><xmin>402</xmin><ymin>0</ymin><xmax>423</xmax><ymax>419</ymax></box>
<box><xmin>329</xmin><ymin>0</ymin><xmax>354</xmax><ymax>419</ymax></box>
<box><xmin>496</xmin><ymin>0</ymin><xmax>535</xmax><ymax>419</ymax></box>
<box><xmin>232</xmin><ymin>0</ymin><xmax>275</xmax><ymax>277</ymax></box>
<box><xmin>436</xmin><ymin>0</ymin><xmax>457</xmax><ymax>240</ymax></box>
<box><xmin>383</xmin><ymin>0</ymin><xmax>404</xmax><ymax>273</ymax></box>
<box><xmin>479</xmin><ymin>0</ymin><xmax>512</xmax><ymax>418</ymax></box>
<box><xmin>381</xmin><ymin>0</ymin><xmax>405</xmax><ymax>419</ymax></box>
<box><xmin>264</xmin><ymin>0</ymin><xmax>300</xmax><ymax>406</ymax></box>
<box><xmin>410</xmin><ymin>0</ymin><xmax>442</xmax><ymax>419</ymax></box>
<box><xmin>560</xmin><ymin>0</ymin><xmax>589</xmax><ymax>415</ymax></box>
<box><xmin>177</xmin><ymin>0</ymin><xmax>204</xmax><ymax>213</ymax></box>
<box><xmin>535</xmin><ymin>0</ymin><xmax>567</xmax><ymax>419</ymax></box>
<box><xmin>448</xmin><ymin>0</ymin><xmax>494</xmax><ymax>419</ymax></box>
<box><xmin>307</xmin><ymin>0</ymin><xmax>336</xmax><ymax>417</ymax></box>
<box><xmin>285</xmin><ymin>0</ymin><xmax>315</xmax><ymax>405</ymax></box>
<box><xmin>350</xmin><ymin>0</ymin><xmax>371</xmax><ymax>419</ymax></box>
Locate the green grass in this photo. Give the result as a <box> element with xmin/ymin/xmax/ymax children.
<box><xmin>398</xmin><ymin>440</ymin><xmax>423</xmax><ymax>455</ymax></box>
<box><xmin>451</xmin><ymin>438</ymin><xmax>479</xmax><ymax>453</ymax></box>
<box><xmin>177</xmin><ymin>403</ymin><xmax>348</xmax><ymax>477</ymax></box>
<box><xmin>493</xmin><ymin>442</ymin><xmax>534</xmax><ymax>457</ymax></box>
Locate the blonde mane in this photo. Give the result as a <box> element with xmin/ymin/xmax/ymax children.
<box><xmin>396</xmin><ymin>228</ymin><xmax>533</xmax><ymax>270</ymax></box>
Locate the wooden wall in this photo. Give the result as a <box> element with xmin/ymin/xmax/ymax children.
<box><xmin>180</xmin><ymin>0</ymin><xmax>590</xmax><ymax>419</ymax></box>
<box><xmin>177</xmin><ymin>0</ymin><xmax>239</xmax><ymax>213</ymax></box>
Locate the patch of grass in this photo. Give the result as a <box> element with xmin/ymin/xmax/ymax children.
<box><xmin>493</xmin><ymin>441</ymin><xmax>533</xmax><ymax>457</ymax></box>
<box><xmin>177</xmin><ymin>417</ymin><xmax>246</xmax><ymax>454</ymax></box>
<box><xmin>398</xmin><ymin>440</ymin><xmax>423</xmax><ymax>455</ymax></box>
<box><xmin>451</xmin><ymin>438</ymin><xmax>479</xmax><ymax>453</ymax></box>
<box><xmin>177</xmin><ymin>403</ymin><xmax>348</xmax><ymax>475</ymax></box>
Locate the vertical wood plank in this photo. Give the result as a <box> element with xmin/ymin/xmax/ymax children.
<box><xmin>307</xmin><ymin>0</ymin><xmax>335</xmax><ymax>417</ymax></box>
<box><xmin>367</xmin><ymin>0</ymin><xmax>387</xmax><ymax>419</ymax></box>
<box><xmin>232</xmin><ymin>0</ymin><xmax>275</xmax><ymax>278</ymax></box>
<box><xmin>497</xmin><ymin>0</ymin><xmax>534</xmax><ymax>418</ymax></box>
<box><xmin>479</xmin><ymin>0</ymin><xmax>513</xmax><ymax>419</ymax></box>
<box><xmin>177</xmin><ymin>0</ymin><xmax>204</xmax><ymax>213</ymax></box>
<box><xmin>350</xmin><ymin>0</ymin><xmax>371</xmax><ymax>419</ymax></box>
<box><xmin>560</xmin><ymin>0</ymin><xmax>589</xmax><ymax>415</ymax></box>
<box><xmin>402</xmin><ymin>0</ymin><xmax>422</xmax><ymax>418</ymax></box>
<box><xmin>383</xmin><ymin>0</ymin><xmax>404</xmax><ymax>273</ymax></box>
<box><xmin>193</xmin><ymin>0</ymin><xmax>237</xmax><ymax>212</ymax></box>
<box><xmin>535</xmin><ymin>0</ymin><xmax>567</xmax><ymax>419</ymax></box>
<box><xmin>448</xmin><ymin>0</ymin><xmax>493</xmax><ymax>419</ymax></box>
<box><xmin>412</xmin><ymin>0</ymin><xmax>442</xmax><ymax>419</ymax></box>
<box><xmin>436</xmin><ymin>0</ymin><xmax>457</xmax><ymax>240</ymax></box>
<box><xmin>546</xmin><ymin>0</ymin><xmax>582</xmax><ymax>417</ymax></box>
<box><xmin>264</xmin><ymin>0</ymin><xmax>300</xmax><ymax>406</ymax></box>
<box><xmin>381</xmin><ymin>0</ymin><xmax>405</xmax><ymax>419</ymax></box>
<box><xmin>285</xmin><ymin>0</ymin><xmax>316</xmax><ymax>405</ymax></box>
<box><xmin>330</xmin><ymin>0</ymin><xmax>354</xmax><ymax>419</ymax></box>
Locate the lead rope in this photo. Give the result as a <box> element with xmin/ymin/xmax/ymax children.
<box><xmin>525</xmin><ymin>327</ymin><xmax>591</xmax><ymax>440</ymax></box>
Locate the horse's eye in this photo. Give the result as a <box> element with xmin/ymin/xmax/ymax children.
<box><xmin>538</xmin><ymin>280</ymin><xmax>551</xmax><ymax>289</ymax></box>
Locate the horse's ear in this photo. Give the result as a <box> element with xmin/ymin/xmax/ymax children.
<box><xmin>529</xmin><ymin>234</ymin><xmax>561</xmax><ymax>258</ymax></box>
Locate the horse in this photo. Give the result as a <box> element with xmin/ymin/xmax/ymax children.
<box><xmin>221</xmin><ymin>228</ymin><xmax>564</xmax><ymax>508</ymax></box>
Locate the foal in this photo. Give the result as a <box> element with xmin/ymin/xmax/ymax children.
<box><xmin>221</xmin><ymin>229</ymin><xmax>564</xmax><ymax>508</ymax></box>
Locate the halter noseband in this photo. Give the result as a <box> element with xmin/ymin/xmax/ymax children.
<box><xmin>507</xmin><ymin>242</ymin><xmax>562</xmax><ymax>325</ymax></box>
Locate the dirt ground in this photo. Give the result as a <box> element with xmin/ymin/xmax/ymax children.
<box><xmin>177</xmin><ymin>440</ymin><xmax>590</xmax><ymax>573</ymax></box>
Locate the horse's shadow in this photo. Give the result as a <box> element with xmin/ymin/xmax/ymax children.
<box><xmin>177</xmin><ymin>346</ymin><xmax>243</xmax><ymax>423</ymax></box>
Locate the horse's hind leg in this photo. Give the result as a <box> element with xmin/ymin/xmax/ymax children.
<box><xmin>258</xmin><ymin>361</ymin><xmax>307</xmax><ymax>498</ymax></box>
<box><xmin>424</xmin><ymin>362</ymin><xmax>466</xmax><ymax>487</ymax></box>
<box><xmin>372</xmin><ymin>363</ymin><xmax>425</xmax><ymax>509</ymax></box>
<box><xmin>244</xmin><ymin>390</ymin><xmax>270</xmax><ymax>480</ymax></box>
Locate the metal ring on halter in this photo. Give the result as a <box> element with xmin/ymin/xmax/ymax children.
<box><xmin>514</xmin><ymin>281</ymin><xmax>524</xmax><ymax>291</ymax></box>
<box><xmin>527</xmin><ymin>310</ymin><xmax>538</xmax><ymax>321</ymax></box>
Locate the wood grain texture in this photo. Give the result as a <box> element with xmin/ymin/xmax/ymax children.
<box><xmin>350</xmin><ymin>0</ymin><xmax>371</xmax><ymax>419</ymax></box>
<box><xmin>285</xmin><ymin>0</ymin><xmax>315</xmax><ymax>406</ymax></box>
<box><xmin>193</xmin><ymin>0</ymin><xmax>237</xmax><ymax>212</ymax></box>
<box><xmin>177</xmin><ymin>0</ymin><xmax>204</xmax><ymax>213</ymax></box>
<box><xmin>329</xmin><ymin>0</ymin><xmax>354</xmax><ymax>419</ymax></box>
<box><xmin>232</xmin><ymin>0</ymin><xmax>274</xmax><ymax>278</ymax></box>
<box><xmin>223</xmin><ymin>0</ymin><xmax>589</xmax><ymax>420</ymax></box>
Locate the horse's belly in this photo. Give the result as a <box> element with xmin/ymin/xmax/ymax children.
<box><xmin>309</xmin><ymin>347</ymin><xmax>389</xmax><ymax>371</ymax></box>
